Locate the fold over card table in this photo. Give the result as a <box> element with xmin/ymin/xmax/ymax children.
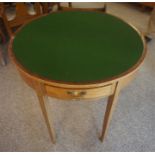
<box><xmin>9</xmin><ymin>11</ymin><xmax>146</xmax><ymax>144</ymax></box>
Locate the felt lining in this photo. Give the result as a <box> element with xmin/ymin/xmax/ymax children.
<box><xmin>13</xmin><ymin>11</ymin><xmax>144</xmax><ymax>83</ymax></box>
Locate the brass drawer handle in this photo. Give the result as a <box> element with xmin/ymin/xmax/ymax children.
<box><xmin>67</xmin><ymin>91</ymin><xmax>86</xmax><ymax>97</ymax></box>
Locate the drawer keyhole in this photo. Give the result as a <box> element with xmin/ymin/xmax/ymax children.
<box><xmin>67</xmin><ymin>91</ymin><xmax>86</xmax><ymax>97</ymax></box>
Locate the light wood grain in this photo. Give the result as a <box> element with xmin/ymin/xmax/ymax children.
<box><xmin>34</xmin><ymin>82</ymin><xmax>56</xmax><ymax>144</ymax></box>
<box><xmin>45</xmin><ymin>84</ymin><xmax>114</xmax><ymax>100</ymax></box>
<box><xmin>100</xmin><ymin>82</ymin><xmax>120</xmax><ymax>141</ymax></box>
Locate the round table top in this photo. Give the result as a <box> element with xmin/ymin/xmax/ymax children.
<box><xmin>12</xmin><ymin>11</ymin><xmax>145</xmax><ymax>84</ymax></box>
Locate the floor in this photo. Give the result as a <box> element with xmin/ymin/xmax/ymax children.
<box><xmin>0</xmin><ymin>2</ymin><xmax>155</xmax><ymax>152</ymax></box>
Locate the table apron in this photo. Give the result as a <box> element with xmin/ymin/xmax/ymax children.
<box><xmin>18</xmin><ymin>67</ymin><xmax>137</xmax><ymax>100</ymax></box>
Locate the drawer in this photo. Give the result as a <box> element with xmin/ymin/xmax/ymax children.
<box><xmin>45</xmin><ymin>84</ymin><xmax>115</xmax><ymax>100</ymax></box>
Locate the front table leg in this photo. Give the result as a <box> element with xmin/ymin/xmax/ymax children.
<box><xmin>100</xmin><ymin>82</ymin><xmax>120</xmax><ymax>142</ymax></box>
<box><xmin>35</xmin><ymin>82</ymin><xmax>56</xmax><ymax>144</ymax></box>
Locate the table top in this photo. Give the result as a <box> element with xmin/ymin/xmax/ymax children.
<box><xmin>12</xmin><ymin>11</ymin><xmax>145</xmax><ymax>84</ymax></box>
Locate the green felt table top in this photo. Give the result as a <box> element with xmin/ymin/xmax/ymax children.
<box><xmin>12</xmin><ymin>11</ymin><xmax>144</xmax><ymax>83</ymax></box>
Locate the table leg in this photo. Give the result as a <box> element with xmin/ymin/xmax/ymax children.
<box><xmin>35</xmin><ymin>82</ymin><xmax>56</xmax><ymax>144</ymax></box>
<box><xmin>100</xmin><ymin>82</ymin><xmax>120</xmax><ymax>142</ymax></box>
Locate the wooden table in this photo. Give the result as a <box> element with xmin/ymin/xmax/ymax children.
<box><xmin>9</xmin><ymin>11</ymin><xmax>146</xmax><ymax>144</ymax></box>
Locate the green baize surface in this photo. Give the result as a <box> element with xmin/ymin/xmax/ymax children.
<box><xmin>13</xmin><ymin>11</ymin><xmax>144</xmax><ymax>83</ymax></box>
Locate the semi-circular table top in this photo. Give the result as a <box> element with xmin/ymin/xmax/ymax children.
<box><xmin>12</xmin><ymin>11</ymin><xmax>145</xmax><ymax>84</ymax></box>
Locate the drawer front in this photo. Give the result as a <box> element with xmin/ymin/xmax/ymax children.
<box><xmin>45</xmin><ymin>84</ymin><xmax>114</xmax><ymax>100</ymax></box>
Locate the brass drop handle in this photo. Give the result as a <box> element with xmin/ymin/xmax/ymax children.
<box><xmin>67</xmin><ymin>90</ymin><xmax>86</xmax><ymax>97</ymax></box>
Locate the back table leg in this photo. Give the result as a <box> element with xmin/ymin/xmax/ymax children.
<box><xmin>35</xmin><ymin>82</ymin><xmax>56</xmax><ymax>144</ymax></box>
<box><xmin>100</xmin><ymin>82</ymin><xmax>120</xmax><ymax>142</ymax></box>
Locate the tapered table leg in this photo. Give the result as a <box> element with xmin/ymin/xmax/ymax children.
<box><xmin>100</xmin><ymin>82</ymin><xmax>120</xmax><ymax>142</ymax></box>
<box><xmin>35</xmin><ymin>82</ymin><xmax>56</xmax><ymax>144</ymax></box>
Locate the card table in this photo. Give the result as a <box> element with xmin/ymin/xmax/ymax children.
<box><xmin>9</xmin><ymin>11</ymin><xmax>146</xmax><ymax>144</ymax></box>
